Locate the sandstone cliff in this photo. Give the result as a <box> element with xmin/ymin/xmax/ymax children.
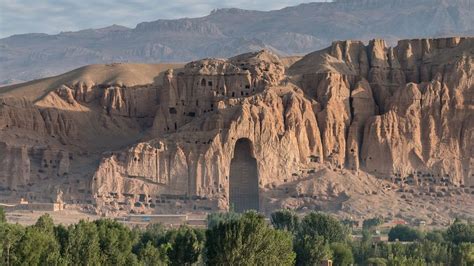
<box><xmin>0</xmin><ymin>37</ymin><xmax>472</xmax><ymax>223</ymax></box>
<box><xmin>291</xmin><ymin>37</ymin><xmax>473</xmax><ymax>186</ymax></box>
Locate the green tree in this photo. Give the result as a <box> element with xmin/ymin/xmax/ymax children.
<box><xmin>390</xmin><ymin>241</ymin><xmax>407</xmax><ymax>257</ymax></box>
<box><xmin>362</xmin><ymin>229</ymin><xmax>372</xmax><ymax>243</ymax></box>
<box><xmin>366</xmin><ymin>257</ymin><xmax>387</xmax><ymax>265</ymax></box>
<box><xmin>298</xmin><ymin>212</ymin><xmax>348</xmax><ymax>243</ymax></box>
<box><xmin>352</xmin><ymin>239</ymin><xmax>371</xmax><ymax>264</ymax></box>
<box><xmin>0</xmin><ymin>207</ymin><xmax>6</xmax><ymax>223</ymax></box>
<box><xmin>330</xmin><ymin>242</ymin><xmax>354</xmax><ymax>266</ymax></box>
<box><xmin>0</xmin><ymin>222</ymin><xmax>25</xmax><ymax>265</ymax></box>
<box><xmin>134</xmin><ymin>223</ymin><xmax>170</xmax><ymax>265</ymax></box>
<box><xmin>446</xmin><ymin>221</ymin><xmax>474</xmax><ymax>245</ymax></box>
<box><xmin>165</xmin><ymin>226</ymin><xmax>204</xmax><ymax>266</ymax></box>
<box><xmin>294</xmin><ymin>212</ymin><xmax>347</xmax><ymax>265</ymax></box>
<box><xmin>138</xmin><ymin>241</ymin><xmax>169</xmax><ymax>266</ymax></box>
<box><xmin>388</xmin><ymin>225</ymin><xmax>423</xmax><ymax>242</ymax></box>
<box><xmin>363</xmin><ymin>217</ymin><xmax>384</xmax><ymax>230</ymax></box>
<box><xmin>54</xmin><ymin>224</ymin><xmax>70</xmax><ymax>258</ymax></box>
<box><xmin>425</xmin><ymin>230</ymin><xmax>445</xmax><ymax>243</ymax></box>
<box><xmin>94</xmin><ymin>219</ymin><xmax>138</xmax><ymax>265</ymax></box>
<box><xmin>373</xmin><ymin>242</ymin><xmax>391</xmax><ymax>261</ymax></box>
<box><xmin>294</xmin><ymin>235</ymin><xmax>332</xmax><ymax>265</ymax></box>
<box><xmin>452</xmin><ymin>243</ymin><xmax>474</xmax><ymax>266</ymax></box>
<box><xmin>15</xmin><ymin>226</ymin><xmax>62</xmax><ymax>265</ymax></box>
<box><xmin>416</xmin><ymin>240</ymin><xmax>448</xmax><ymax>264</ymax></box>
<box><xmin>66</xmin><ymin>220</ymin><xmax>102</xmax><ymax>265</ymax></box>
<box><xmin>34</xmin><ymin>213</ymin><xmax>55</xmax><ymax>234</ymax></box>
<box><xmin>341</xmin><ymin>218</ymin><xmax>359</xmax><ymax>229</ymax></box>
<box><xmin>136</xmin><ymin>223</ymin><xmax>167</xmax><ymax>250</ymax></box>
<box><xmin>205</xmin><ymin>211</ymin><xmax>295</xmax><ymax>265</ymax></box>
<box><xmin>10</xmin><ymin>214</ymin><xmax>65</xmax><ymax>265</ymax></box>
<box><xmin>387</xmin><ymin>256</ymin><xmax>424</xmax><ymax>266</ymax></box>
<box><xmin>206</xmin><ymin>211</ymin><xmax>241</xmax><ymax>229</ymax></box>
<box><xmin>271</xmin><ymin>209</ymin><xmax>300</xmax><ymax>232</ymax></box>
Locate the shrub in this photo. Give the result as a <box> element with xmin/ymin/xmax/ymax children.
<box><xmin>388</xmin><ymin>225</ymin><xmax>423</xmax><ymax>242</ymax></box>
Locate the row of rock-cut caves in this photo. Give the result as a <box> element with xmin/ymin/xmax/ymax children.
<box><xmin>199</xmin><ymin>78</ymin><xmax>256</xmax><ymax>97</ymax></box>
<box><xmin>228</xmin><ymin>138</ymin><xmax>260</xmax><ymax>212</ymax></box>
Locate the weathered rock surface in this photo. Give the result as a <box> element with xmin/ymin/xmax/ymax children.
<box><xmin>291</xmin><ymin>37</ymin><xmax>473</xmax><ymax>186</ymax></box>
<box><xmin>0</xmin><ymin>37</ymin><xmax>472</xmax><ymax>222</ymax></box>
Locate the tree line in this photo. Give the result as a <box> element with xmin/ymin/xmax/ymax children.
<box><xmin>0</xmin><ymin>207</ymin><xmax>473</xmax><ymax>265</ymax></box>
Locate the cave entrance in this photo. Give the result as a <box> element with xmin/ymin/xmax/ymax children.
<box><xmin>229</xmin><ymin>138</ymin><xmax>259</xmax><ymax>212</ymax></box>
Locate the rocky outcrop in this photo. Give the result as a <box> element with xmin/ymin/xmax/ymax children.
<box><xmin>151</xmin><ymin>50</ymin><xmax>285</xmax><ymax>135</ymax></box>
<box><xmin>100</xmin><ymin>85</ymin><xmax>158</xmax><ymax>117</ymax></box>
<box><xmin>361</xmin><ymin>38</ymin><xmax>473</xmax><ymax>186</ymax></box>
<box><xmin>93</xmin><ymin>87</ymin><xmax>324</xmax><ymax>211</ymax></box>
<box><xmin>292</xmin><ymin>37</ymin><xmax>473</xmax><ymax>186</ymax></box>
<box><xmin>0</xmin><ymin>37</ymin><xmax>472</xmax><ymax>216</ymax></box>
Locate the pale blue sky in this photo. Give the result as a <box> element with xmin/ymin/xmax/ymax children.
<box><xmin>0</xmin><ymin>0</ymin><xmax>325</xmax><ymax>38</ymax></box>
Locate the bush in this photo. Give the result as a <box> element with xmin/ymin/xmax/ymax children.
<box><xmin>388</xmin><ymin>225</ymin><xmax>423</xmax><ymax>242</ymax></box>
<box><xmin>363</xmin><ymin>217</ymin><xmax>383</xmax><ymax>230</ymax></box>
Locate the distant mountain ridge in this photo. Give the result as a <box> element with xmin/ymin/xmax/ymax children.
<box><xmin>1</xmin><ymin>0</ymin><xmax>473</xmax><ymax>85</ymax></box>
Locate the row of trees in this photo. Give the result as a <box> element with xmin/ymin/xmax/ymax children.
<box><xmin>270</xmin><ymin>210</ymin><xmax>474</xmax><ymax>265</ymax></box>
<box><xmin>351</xmin><ymin>224</ymin><xmax>474</xmax><ymax>265</ymax></box>
<box><xmin>1</xmin><ymin>207</ymin><xmax>473</xmax><ymax>265</ymax></box>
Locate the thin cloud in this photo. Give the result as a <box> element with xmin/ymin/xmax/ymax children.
<box><xmin>0</xmin><ymin>0</ymin><xmax>320</xmax><ymax>38</ymax></box>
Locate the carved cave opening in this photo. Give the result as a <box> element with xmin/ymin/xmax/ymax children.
<box><xmin>229</xmin><ymin>138</ymin><xmax>259</xmax><ymax>212</ymax></box>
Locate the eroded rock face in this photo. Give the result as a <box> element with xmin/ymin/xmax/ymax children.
<box><xmin>0</xmin><ymin>142</ymin><xmax>30</xmax><ymax>189</ymax></box>
<box><xmin>293</xmin><ymin>37</ymin><xmax>473</xmax><ymax>186</ymax></box>
<box><xmin>0</xmin><ymin>38</ymin><xmax>473</xmax><ymax>217</ymax></box>
<box><xmin>93</xmin><ymin>86</ymin><xmax>324</xmax><ymax>212</ymax></box>
<box><xmin>151</xmin><ymin>51</ymin><xmax>285</xmax><ymax>136</ymax></box>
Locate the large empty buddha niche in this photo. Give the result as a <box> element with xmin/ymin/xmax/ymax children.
<box><xmin>229</xmin><ymin>138</ymin><xmax>259</xmax><ymax>212</ymax></box>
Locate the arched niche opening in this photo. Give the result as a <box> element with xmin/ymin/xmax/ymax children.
<box><xmin>229</xmin><ymin>138</ymin><xmax>259</xmax><ymax>212</ymax></box>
